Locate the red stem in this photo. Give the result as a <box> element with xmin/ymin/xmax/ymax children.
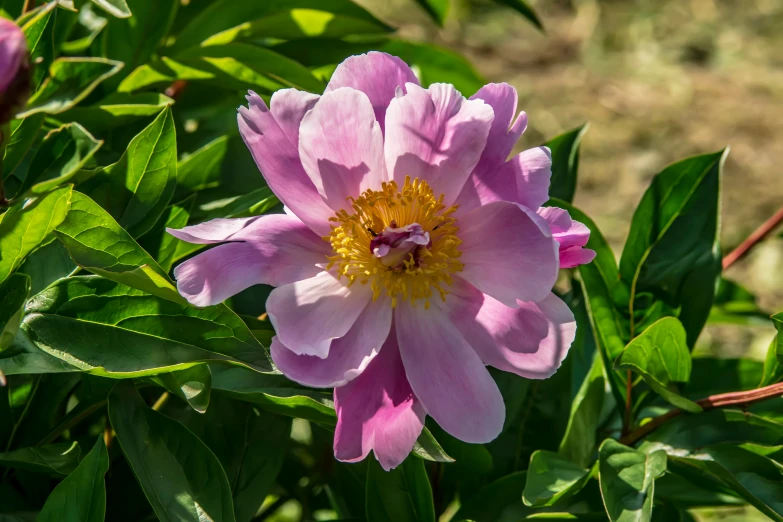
<box><xmin>723</xmin><ymin>207</ymin><xmax>783</xmax><ymax>270</ymax></box>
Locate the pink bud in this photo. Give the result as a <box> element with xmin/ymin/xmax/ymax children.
<box><xmin>0</xmin><ymin>18</ymin><xmax>29</xmax><ymax>123</ymax></box>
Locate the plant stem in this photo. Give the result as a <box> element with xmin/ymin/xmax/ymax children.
<box><xmin>723</xmin><ymin>207</ymin><xmax>783</xmax><ymax>270</ymax></box>
<box><xmin>620</xmin><ymin>381</ymin><xmax>783</xmax><ymax>446</ymax></box>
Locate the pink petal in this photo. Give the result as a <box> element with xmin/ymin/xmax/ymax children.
<box><xmin>298</xmin><ymin>87</ymin><xmax>387</xmax><ymax>212</ymax></box>
<box><xmin>470</xmin><ymin>83</ymin><xmax>527</xmax><ymax>169</ymax></box>
<box><xmin>166</xmin><ymin>216</ymin><xmax>259</xmax><ymax>244</ymax></box>
<box><xmin>538</xmin><ymin>207</ymin><xmax>595</xmax><ymax>268</ymax></box>
<box><xmin>395</xmin><ymin>301</ymin><xmax>505</xmax><ymax>444</ymax></box>
<box><xmin>384</xmin><ymin>83</ymin><xmax>494</xmax><ymax>206</ymax></box>
<box><xmin>238</xmin><ymin>91</ymin><xmax>333</xmax><ymax>236</ymax></box>
<box><xmin>325</xmin><ymin>52</ymin><xmax>419</xmax><ymax>134</ymax></box>
<box><xmin>271</xmin><ymin>295</ymin><xmax>392</xmax><ymax>388</ymax></box>
<box><xmin>458</xmin><ymin>201</ymin><xmax>559</xmax><ymax>307</ymax></box>
<box><xmin>266</xmin><ymin>272</ymin><xmax>372</xmax><ymax>358</ymax></box>
<box><xmin>270</xmin><ymin>88</ymin><xmax>320</xmax><ymax>146</ymax></box>
<box><xmin>512</xmin><ymin>146</ymin><xmax>552</xmax><ymax>210</ymax></box>
<box><xmin>447</xmin><ymin>277</ymin><xmax>575</xmax><ymax>379</ymax></box>
<box><xmin>334</xmin><ymin>330</ymin><xmax>426</xmax><ymax>471</ymax></box>
<box><xmin>171</xmin><ymin>215</ymin><xmax>330</xmax><ymax>307</ymax></box>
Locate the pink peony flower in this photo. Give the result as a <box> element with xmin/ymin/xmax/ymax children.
<box><xmin>0</xmin><ymin>17</ymin><xmax>29</xmax><ymax>124</ymax></box>
<box><xmin>169</xmin><ymin>52</ymin><xmax>595</xmax><ymax>471</ymax></box>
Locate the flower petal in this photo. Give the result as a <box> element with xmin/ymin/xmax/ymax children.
<box><xmin>299</xmin><ymin>87</ymin><xmax>387</xmax><ymax>212</ymax></box>
<box><xmin>447</xmin><ymin>277</ymin><xmax>575</xmax><ymax>379</ymax></box>
<box><xmin>395</xmin><ymin>301</ymin><xmax>504</xmax><ymax>444</ymax></box>
<box><xmin>458</xmin><ymin>201</ymin><xmax>559</xmax><ymax>306</ymax></box>
<box><xmin>325</xmin><ymin>51</ymin><xmax>419</xmax><ymax>133</ymax></box>
<box><xmin>171</xmin><ymin>215</ymin><xmax>330</xmax><ymax>307</ymax></box>
<box><xmin>271</xmin><ymin>295</ymin><xmax>392</xmax><ymax>388</ymax></box>
<box><xmin>470</xmin><ymin>83</ymin><xmax>527</xmax><ymax>168</ymax></box>
<box><xmin>538</xmin><ymin>206</ymin><xmax>596</xmax><ymax>268</ymax></box>
<box><xmin>270</xmin><ymin>88</ymin><xmax>320</xmax><ymax>145</ymax></box>
<box><xmin>334</xmin><ymin>330</ymin><xmax>426</xmax><ymax>471</ymax></box>
<box><xmin>238</xmin><ymin>91</ymin><xmax>333</xmax><ymax>236</ymax></box>
<box><xmin>266</xmin><ymin>272</ymin><xmax>372</xmax><ymax>358</ymax></box>
<box><xmin>385</xmin><ymin>83</ymin><xmax>494</xmax><ymax>206</ymax></box>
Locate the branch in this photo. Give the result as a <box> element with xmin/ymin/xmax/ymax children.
<box><xmin>620</xmin><ymin>381</ymin><xmax>783</xmax><ymax>446</ymax></box>
<box><xmin>723</xmin><ymin>207</ymin><xmax>783</xmax><ymax>270</ymax></box>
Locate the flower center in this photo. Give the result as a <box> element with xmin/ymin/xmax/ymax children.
<box><xmin>326</xmin><ymin>177</ymin><xmax>463</xmax><ymax>308</ymax></box>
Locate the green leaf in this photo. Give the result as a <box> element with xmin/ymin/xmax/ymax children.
<box><xmin>412</xmin><ymin>427</ymin><xmax>455</xmax><ymax>463</ymax></box>
<box><xmin>176</xmin><ymin>135</ymin><xmax>228</xmax><ymax>192</ymax></box>
<box><xmin>550</xmin><ymin>199</ymin><xmax>628</xmax><ymax>410</ymax></box>
<box><xmin>598</xmin><ymin>439</ymin><xmax>667</xmax><ymax>522</ymax></box>
<box><xmin>558</xmin><ymin>352</ymin><xmax>605</xmax><ymax>467</ymax></box>
<box><xmin>54</xmin><ymin>191</ymin><xmax>184</xmax><ymax>303</ymax></box>
<box><xmin>169</xmin><ymin>0</ymin><xmax>391</xmax><ymax>53</ymax></box>
<box><xmin>2</xmin><ymin>115</ymin><xmax>45</xmax><ymax>179</ymax></box>
<box><xmin>762</xmin><ymin>334</ymin><xmax>782</xmax><ymax>387</ymax></box>
<box><xmin>366</xmin><ymin>456</ymin><xmax>435</xmax><ymax>522</ymax></box>
<box><xmin>0</xmin><ymin>441</ymin><xmax>80</xmax><ymax>475</ymax></box>
<box><xmin>20</xmin><ymin>58</ymin><xmax>124</xmax><ymax>117</ymax></box>
<box><xmin>58</xmin><ymin>92</ymin><xmax>174</xmax><ymax>132</ymax></box>
<box><xmin>179</xmin><ymin>395</ymin><xmax>291</xmax><ymax>522</ymax></box>
<box><xmin>37</xmin><ymin>438</ymin><xmax>108</xmax><ymax>522</ymax></box>
<box><xmin>545</xmin><ymin>123</ymin><xmax>588</xmax><ymax>203</ymax></box>
<box><xmin>523</xmin><ymin>450</ymin><xmax>592</xmax><ymax>507</ymax></box>
<box><xmin>669</xmin><ymin>445</ymin><xmax>783</xmax><ymax>522</ymax></box>
<box><xmin>211</xmin><ymin>366</ymin><xmax>336</xmax><ymax>426</ymax></box>
<box><xmin>152</xmin><ymin>364</ymin><xmax>212</xmax><ymax>414</ymax></box>
<box><xmin>119</xmin><ymin>44</ymin><xmax>324</xmax><ymax>95</ymax></box>
<box><xmin>614</xmin><ymin>317</ymin><xmax>701</xmax><ymax>412</ymax></box>
<box><xmin>138</xmin><ymin>194</ymin><xmax>195</xmax><ymax>273</ymax></box>
<box><xmin>452</xmin><ymin>471</ymin><xmax>527</xmax><ymax>522</ymax></box>
<box><xmin>100</xmin><ymin>0</ymin><xmax>177</xmax><ymax>84</ymax></box>
<box><xmin>688</xmin><ymin>357</ymin><xmax>763</xmax><ymax>397</ymax></box>
<box><xmin>619</xmin><ymin>149</ymin><xmax>727</xmax><ymax>346</ymax></box>
<box><xmin>0</xmin><ymin>274</ymin><xmax>30</xmax><ymax>352</ymax></box>
<box><xmin>79</xmin><ymin>106</ymin><xmax>177</xmax><ymax>238</ymax></box>
<box><xmin>18</xmin><ymin>238</ymin><xmax>77</xmax><ymax>295</ymax></box>
<box><xmin>415</xmin><ymin>0</ymin><xmax>449</xmax><ymax>26</ymax></box>
<box><xmin>19</xmin><ymin>122</ymin><xmax>102</xmax><ymax>195</ymax></box>
<box><xmin>108</xmin><ymin>382</ymin><xmax>236</xmax><ymax>522</ymax></box>
<box><xmin>20</xmin><ymin>1</ymin><xmax>57</xmax><ymax>90</ymax></box>
<box><xmin>22</xmin><ymin>276</ymin><xmax>272</xmax><ymax>377</ymax></box>
<box><xmin>91</xmin><ymin>0</ymin><xmax>131</xmax><ymax>18</ymax></box>
<box><xmin>0</xmin><ymin>185</ymin><xmax>72</xmax><ymax>286</ymax></box>
<box><xmin>521</xmin><ymin>515</ymin><xmax>608</xmax><ymax>521</ymax></box>
<box><xmin>492</xmin><ymin>0</ymin><xmax>544</xmax><ymax>30</ymax></box>
<box><xmin>708</xmin><ymin>278</ymin><xmax>768</xmax><ymax>326</ymax></box>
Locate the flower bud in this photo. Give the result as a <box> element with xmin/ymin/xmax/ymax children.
<box><xmin>0</xmin><ymin>18</ymin><xmax>29</xmax><ymax>124</ymax></box>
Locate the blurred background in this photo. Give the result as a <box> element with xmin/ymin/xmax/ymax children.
<box><xmin>357</xmin><ymin>0</ymin><xmax>783</xmax><ymax>362</ymax></box>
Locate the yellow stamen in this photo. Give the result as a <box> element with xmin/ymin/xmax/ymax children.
<box><xmin>325</xmin><ymin>177</ymin><xmax>463</xmax><ymax>308</ymax></box>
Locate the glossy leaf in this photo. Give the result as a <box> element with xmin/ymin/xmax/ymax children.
<box><xmin>21</xmin><ymin>122</ymin><xmax>102</xmax><ymax>195</ymax></box>
<box><xmin>22</xmin><ymin>276</ymin><xmax>272</xmax><ymax>377</ymax></box>
<box><xmin>412</xmin><ymin>427</ymin><xmax>455</xmax><ymax>463</ymax></box>
<box><xmin>614</xmin><ymin>317</ymin><xmax>701</xmax><ymax>412</ymax></box>
<box><xmin>523</xmin><ymin>450</ymin><xmax>592</xmax><ymax>507</ymax></box>
<box><xmin>138</xmin><ymin>195</ymin><xmax>195</xmax><ymax>273</ymax></box>
<box><xmin>0</xmin><ymin>441</ymin><xmax>79</xmax><ymax>475</ymax></box>
<box><xmin>558</xmin><ymin>352</ymin><xmax>605</xmax><ymax>467</ymax></box>
<box><xmin>20</xmin><ymin>58</ymin><xmax>124</xmax><ymax>117</ymax></box>
<box><xmin>54</xmin><ymin>191</ymin><xmax>184</xmax><ymax>303</ymax></box>
<box><xmin>598</xmin><ymin>439</ymin><xmax>667</xmax><ymax>522</ymax></box>
<box><xmin>108</xmin><ymin>382</ymin><xmax>236</xmax><ymax>522</ymax></box>
<box><xmin>492</xmin><ymin>0</ymin><xmax>544</xmax><ymax>30</ymax></box>
<box><xmin>453</xmin><ymin>471</ymin><xmax>527</xmax><ymax>522</ymax></box>
<box><xmin>119</xmin><ymin>44</ymin><xmax>324</xmax><ymax>94</ymax></box>
<box><xmin>79</xmin><ymin>106</ymin><xmax>177</xmax><ymax>238</ymax></box>
<box><xmin>366</xmin><ymin>456</ymin><xmax>436</xmax><ymax>522</ymax></box>
<box><xmin>17</xmin><ymin>238</ymin><xmax>77</xmax><ymax>295</ymax></box>
<box><xmin>152</xmin><ymin>364</ymin><xmax>212</xmax><ymax>414</ymax></box>
<box><xmin>708</xmin><ymin>278</ymin><xmax>768</xmax><ymax>326</ymax></box>
<box><xmin>762</xmin><ymin>333</ymin><xmax>782</xmax><ymax>387</ymax></box>
<box><xmin>619</xmin><ymin>150</ymin><xmax>727</xmax><ymax>346</ymax></box>
<box><xmin>58</xmin><ymin>92</ymin><xmax>174</xmax><ymax>132</ymax></box>
<box><xmin>0</xmin><ymin>185</ymin><xmax>72</xmax><ymax>286</ymax></box>
<box><xmin>2</xmin><ymin>115</ymin><xmax>45</xmax><ymax>179</ymax></box>
<box><xmin>91</xmin><ymin>0</ymin><xmax>131</xmax><ymax>18</ymax></box>
<box><xmin>20</xmin><ymin>2</ymin><xmax>57</xmax><ymax>89</ymax></box>
<box><xmin>169</xmin><ymin>0</ymin><xmax>391</xmax><ymax>53</ymax></box>
<box><xmin>0</xmin><ymin>274</ymin><xmax>30</xmax><ymax>352</ymax></box>
<box><xmin>176</xmin><ymin>135</ymin><xmax>228</xmax><ymax>192</ymax></box>
<box><xmin>37</xmin><ymin>438</ymin><xmax>108</xmax><ymax>522</ymax></box>
<box><xmin>415</xmin><ymin>0</ymin><xmax>449</xmax><ymax>26</ymax></box>
<box><xmin>545</xmin><ymin>123</ymin><xmax>588</xmax><ymax>203</ymax></box>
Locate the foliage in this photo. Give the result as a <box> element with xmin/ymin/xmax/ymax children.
<box><xmin>0</xmin><ymin>1</ymin><xmax>778</xmax><ymax>521</ymax></box>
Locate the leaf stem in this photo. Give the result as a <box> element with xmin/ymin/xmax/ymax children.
<box><xmin>723</xmin><ymin>207</ymin><xmax>783</xmax><ymax>270</ymax></box>
<box><xmin>620</xmin><ymin>381</ymin><xmax>783</xmax><ymax>446</ymax></box>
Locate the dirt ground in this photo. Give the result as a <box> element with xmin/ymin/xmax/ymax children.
<box><xmin>359</xmin><ymin>0</ymin><xmax>783</xmax><ymax>362</ymax></box>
